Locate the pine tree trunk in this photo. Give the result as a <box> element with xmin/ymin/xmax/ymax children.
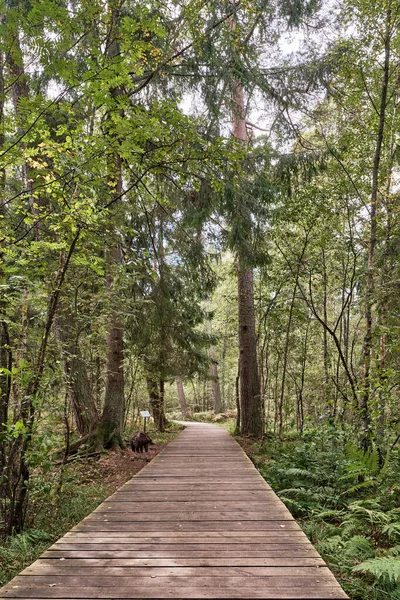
<box><xmin>159</xmin><ymin>378</ymin><xmax>166</xmax><ymax>431</ymax></box>
<box><xmin>147</xmin><ymin>378</ymin><xmax>164</xmax><ymax>431</ymax></box>
<box><xmin>230</xmin><ymin>27</ymin><xmax>262</xmax><ymax>438</ymax></box>
<box><xmin>238</xmin><ymin>259</ymin><xmax>262</xmax><ymax>438</ymax></box>
<box><xmin>209</xmin><ymin>345</ymin><xmax>223</xmax><ymax>414</ymax></box>
<box><xmin>99</xmin><ymin>3</ymin><xmax>126</xmax><ymax>449</ymax></box>
<box><xmin>101</xmin><ymin>245</ymin><xmax>125</xmax><ymax>448</ymax></box>
<box><xmin>176</xmin><ymin>377</ymin><xmax>189</xmax><ymax>417</ymax></box>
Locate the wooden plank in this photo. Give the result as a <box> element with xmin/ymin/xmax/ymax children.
<box><xmin>49</xmin><ymin>543</ymin><xmax>313</xmax><ymax>551</ymax></box>
<box><xmin>0</xmin><ymin>423</ymin><xmax>348</xmax><ymax>600</ymax></box>
<box><xmin>71</xmin><ymin>521</ymin><xmax>301</xmax><ymax>531</ymax></box>
<box><xmin>42</xmin><ymin>550</ymin><xmax>320</xmax><ymax>559</ymax></box>
<box><xmin>86</xmin><ymin>511</ymin><xmax>293</xmax><ymax>521</ymax></box>
<box><xmin>22</xmin><ymin>566</ymin><xmax>330</xmax><ymax>577</ymax></box>
<box><xmin>93</xmin><ymin>502</ymin><xmax>286</xmax><ymax>512</ymax></box>
<box><xmin>0</xmin><ymin>586</ymin><xmax>347</xmax><ymax>598</ymax></box>
<box><xmin>29</xmin><ymin>558</ymin><xmax>327</xmax><ymax>567</ymax></box>
<box><xmin>9</xmin><ymin>575</ymin><xmax>341</xmax><ymax>587</ymax></box>
<box><xmin>58</xmin><ymin>533</ymin><xmax>308</xmax><ymax>543</ymax></box>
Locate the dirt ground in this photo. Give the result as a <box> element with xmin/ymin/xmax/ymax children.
<box><xmin>71</xmin><ymin>437</ymin><xmax>174</xmax><ymax>495</ymax></box>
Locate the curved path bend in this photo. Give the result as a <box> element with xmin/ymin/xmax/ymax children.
<box><xmin>0</xmin><ymin>423</ymin><xmax>348</xmax><ymax>599</ymax></box>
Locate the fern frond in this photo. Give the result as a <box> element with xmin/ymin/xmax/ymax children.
<box><xmin>382</xmin><ymin>522</ymin><xmax>400</xmax><ymax>542</ymax></box>
<box><xmin>314</xmin><ymin>509</ymin><xmax>344</xmax><ymax>521</ymax></box>
<box><xmin>353</xmin><ymin>557</ymin><xmax>400</xmax><ymax>584</ymax></box>
<box><xmin>345</xmin><ymin>443</ymin><xmax>380</xmax><ymax>475</ymax></box>
<box><xmin>316</xmin><ymin>535</ymin><xmax>342</xmax><ymax>554</ymax></box>
<box><xmin>282</xmin><ymin>467</ymin><xmax>320</xmax><ymax>481</ymax></box>
<box><xmin>386</xmin><ymin>545</ymin><xmax>400</xmax><ymax>556</ymax></box>
<box><xmin>342</xmin><ymin>535</ymin><xmax>374</xmax><ymax>560</ymax></box>
<box><xmin>342</xmin><ymin>479</ymin><xmax>378</xmax><ymax>496</ymax></box>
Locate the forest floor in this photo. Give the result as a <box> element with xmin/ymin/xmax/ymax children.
<box><xmin>0</xmin><ymin>428</ymin><xmax>181</xmax><ymax>587</ymax></box>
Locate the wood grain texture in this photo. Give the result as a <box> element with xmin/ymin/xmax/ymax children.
<box><xmin>0</xmin><ymin>423</ymin><xmax>348</xmax><ymax>599</ymax></box>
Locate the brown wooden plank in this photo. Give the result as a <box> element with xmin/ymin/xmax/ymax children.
<box><xmin>50</xmin><ymin>543</ymin><xmax>312</xmax><ymax>551</ymax></box>
<box><xmin>58</xmin><ymin>533</ymin><xmax>308</xmax><ymax>543</ymax></box>
<box><xmin>0</xmin><ymin>586</ymin><xmax>348</xmax><ymax>598</ymax></box>
<box><xmin>93</xmin><ymin>502</ymin><xmax>285</xmax><ymax>512</ymax></box>
<box><xmin>86</xmin><ymin>511</ymin><xmax>293</xmax><ymax>521</ymax></box>
<box><xmin>9</xmin><ymin>574</ymin><xmax>342</xmax><ymax>587</ymax></box>
<box><xmin>29</xmin><ymin>558</ymin><xmax>327</xmax><ymax>567</ymax></box>
<box><xmin>42</xmin><ymin>550</ymin><xmax>320</xmax><ymax>558</ymax></box>
<box><xmin>22</xmin><ymin>566</ymin><xmax>330</xmax><ymax>577</ymax></box>
<box><xmin>71</xmin><ymin>520</ymin><xmax>301</xmax><ymax>532</ymax></box>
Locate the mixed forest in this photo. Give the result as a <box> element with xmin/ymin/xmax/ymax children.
<box><xmin>1</xmin><ymin>0</ymin><xmax>400</xmax><ymax>598</ymax></box>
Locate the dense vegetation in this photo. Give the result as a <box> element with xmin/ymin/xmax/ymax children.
<box><xmin>0</xmin><ymin>0</ymin><xmax>399</xmax><ymax>596</ymax></box>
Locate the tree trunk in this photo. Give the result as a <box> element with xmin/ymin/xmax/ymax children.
<box><xmin>237</xmin><ymin>260</ymin><xmax>263</xmax><ymax>437</ymax></box>
<box><xmin>209</xmin><ymin>346</ymin><xmax>223</xmax><ymax>414</ymax></box>
<box><xmin>235</xmin><ymin>358</ymin><xmax>240</xmax><ymax>432</ymax></box>
<box><xmin>360</xmin><ymin>9</ymin><xmax>391</xmax><ymax>449</ymax></box>
<box><xmin>57</xmin><ymin>311</ymin><xmax>99</xmax><ymax>435</ymax></box>
<box><xmin>176</xmin><ymin>377</ymin><xmax>189</xmax><ymax>417</ymax></box>
<box><xmin>147</xmin><ymin>378</ymin><xmax>165</xmax><ymax>431</ymax></box>
<box><xmin>99</xmin><ymin>3</ymin><xmax>126</xmax><ymax>449</ymax></box>
<box><xmin>230</xmin><ymin>22</ymin><xmax>262</xmax><ymax>438</ymax></box>
<box><xmin>101</xmin><ymin>245</ymin><xmax>125</xmax><ymax>448</ymax></box>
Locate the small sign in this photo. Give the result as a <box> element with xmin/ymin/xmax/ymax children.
<box><xmin>140</xmin><ymin>410</ymin><xmax>151</xmax><ymax>418</ymax></box>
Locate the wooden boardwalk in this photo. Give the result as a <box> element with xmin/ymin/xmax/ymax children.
<box><xmin>0</xmin><ymin>423</ymin><xmax>348</xmax><ymax>599</ymax></box>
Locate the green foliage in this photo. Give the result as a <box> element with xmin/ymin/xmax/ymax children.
<box><xmin>250</xmin><ymin>425</ymin><xmax>400</xmax><ymax>600</ymax></box>
<box><xmin>353</xmin><ymin>557</ymin><xmax>400</xmax><ymax>585</ymax></box>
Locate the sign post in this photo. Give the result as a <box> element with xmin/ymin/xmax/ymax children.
<box><xmin>140</xmin><ymin>410</ymin><xmax>151</xmax><ymax>433</ymax></box>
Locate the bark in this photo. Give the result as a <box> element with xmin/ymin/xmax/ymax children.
<box><xmin>147</xmin><ymin>378</ymin><xmax>165</xmax><ymax>431</ymax></box>
<box><xmin>235</xmin><ymin>359</ymin><xmax>240</xmax><ymax>432</ymax></box>
<box><xmin>361</xmin><ymin>9</ymin><xmax>391</xmax><ymax>449</ymax></box>
<box><xmin>159</xmin><ymin>378</ymin><xmax>166</xmax><ymax>432</ymax></box>
<box><xmin>176</xmin><ymin>377</ymin><xmax>189</xmax><ymax>417</ymax></box>
<box><xmin>230</xmin><ymin>16</ymin><xmax>262</xmax><ymax>438</ymax></box>
<box><xmin>237</xmin><ymin>260</ymin><xmax>263</xmax><ymax>438</ymax></box>
<box><xmin>99</xmin><ymin>4</ymin><xmax>126</xmax><ymax>449</ymax></box>
<box><xmin>101</xmin><ymin>244</ymin><xmax>125</xmax><ymax>448</ymax></box>
<box><xmin>57</xmin><ymin>311</ymin><xmax>99</xmax><ymax>435</ymax></box>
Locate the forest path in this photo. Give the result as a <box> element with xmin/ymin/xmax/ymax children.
<box><xmin>0</xmin><ymin>423</ymin><xmax>348</xmax><ymax>599</ymax></box>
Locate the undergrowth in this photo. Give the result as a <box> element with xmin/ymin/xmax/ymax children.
<box><xmin>244</xmin><ymin>425</ymin><xmax>400</xmax><ymax>600</ymax></box>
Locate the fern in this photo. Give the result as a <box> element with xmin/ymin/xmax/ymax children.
<box><xmin>345</xmin><ymin>443</ymin><xmax>380</xmax><ymax>475</ymax></box>
<box><xmin>382</xmin><ymin>522</ymin><xmax>400</xmax><ymax>542</ymax></box>
<box><xmin>341</xmin><ymin>536</ymin><xmax>375</xmax><ymax>561</ymax></box>
<box><xmin>316</xmin><ymin>535</ymin><xmax>342</xmax><ymax>555</ymax></box>
<box><xmin>314</xmin><ymin>509</ymin><xmax>344</xmax><ymax>521</ymax></box>
<box><xmin>281</xmin><ymin>467</ymin><xmax>321</xmax><ymax>481</ymax></box>
<box><xmin>346</xmin><ymin>502</ymin><xmax>390</xmax><ymax>525</ymax></box>
<box><xmin>342</xmin><ymin>479</ymin><xmax>378</xmax><ymax>496</ymax></box>
<box><xmin>353</xmin><ymin>557</ymin><xmax>400</xmax><ymax>584</ymax></box>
